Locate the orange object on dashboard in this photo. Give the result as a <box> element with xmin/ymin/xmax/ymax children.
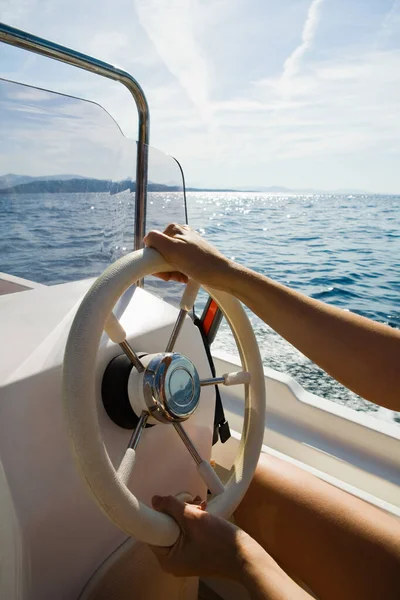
<box><xmin>203</xmin><ymin>299</ymin><xmax>219</xmax><ymax>337</ymax></box>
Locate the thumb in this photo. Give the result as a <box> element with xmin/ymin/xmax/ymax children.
<box><xmin>144</xmin><ymin>230</ymin><xmax>177</xmax><ymax>258</ymax></box>
<box><xmin>152</xmin><ymin>495</ymin><xmax>187</xmax><ymax>527</ymax></box>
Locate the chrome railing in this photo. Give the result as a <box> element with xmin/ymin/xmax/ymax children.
<box><xmin>0</xmin><ymin>23</ymin><xmax>150</xmax><ymax>254</ymax></box>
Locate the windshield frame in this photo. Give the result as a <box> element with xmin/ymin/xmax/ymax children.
<box><xmin>0</xmin><ymin>22</ymin><xmax>150</xmax><ymax>256</ymax></box>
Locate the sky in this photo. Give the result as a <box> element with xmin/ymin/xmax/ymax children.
<box><xmin>1</xmin><ymin>0</ymin><xmax>400</xmax><ymax>193</ymax></box>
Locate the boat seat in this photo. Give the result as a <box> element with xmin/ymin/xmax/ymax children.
<box><xmin>78</xmin><ymin>537</ymin><xmax>198</xmax><ymax>600</ymax></box>
<box><xmin>78</xmin><ymin>536</ymin><xmax>318</xmax><ymax>600</ymax></box>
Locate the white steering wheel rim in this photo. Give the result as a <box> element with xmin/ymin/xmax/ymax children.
<box><xmin>63</xmin><ymin>248</ymin><xmax>265</xmax><ymax>547</ymax></box>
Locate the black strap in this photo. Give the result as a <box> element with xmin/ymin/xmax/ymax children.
<box><xmin>194</xmin><ymin>316</ymin><xmax>231</xmax><ymax>445</ymax></box>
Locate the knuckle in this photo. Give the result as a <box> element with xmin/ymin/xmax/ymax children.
<box><xmin>165</xmin><ymin>223</ymin><xmax>182</xmax><ymax>234</ymax></box>
<box><xmin>145</xmin><ymin>230</ymin><xmax>157</xmax><ymax>242</ymax></box>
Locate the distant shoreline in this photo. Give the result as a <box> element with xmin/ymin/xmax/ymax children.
<box><xmin>0</xmin><ymin>174</ymin><xmax>383</xmax><ymax>195</ymax></box>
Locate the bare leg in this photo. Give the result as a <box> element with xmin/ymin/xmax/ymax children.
<box><xmin>235</xmin><ymin>454</ymin><xmax>400</xmax><ymax>600</ymax></box>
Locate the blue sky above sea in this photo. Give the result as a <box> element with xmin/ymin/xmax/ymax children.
<box><xmin>1</xmin><ymin>0</ymin><xmax>400</xmax><ymax>193</ymax></box>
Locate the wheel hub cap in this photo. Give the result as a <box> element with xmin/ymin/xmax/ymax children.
<box><xmin>143</xmin><ymin>353</ymin><xmax>201</xmax><ymax>422</ymax></box>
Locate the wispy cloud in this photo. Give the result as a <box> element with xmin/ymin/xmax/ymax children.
<box><xmin>376</xmin><ymin>0</ymin><xmax>400</xmax><ymax>47</ymax></box>
<box><xmin>134</xmin><ymin>0</ymin><xmax>212</xmax><ymax>124</ymax></box>
<box><xmin>281</xmin><ymin>0</ymin><xmax>324</xmax><ymax>85</ymax></box>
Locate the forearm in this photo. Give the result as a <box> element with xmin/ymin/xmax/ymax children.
<box><xmin>220</xmin><ymin>261</ymin><xmax>400</xmax><ymax>410</ymax></box>
<box><xmin>237</xmin><ymin>538</ymin><xmax>313</xmax><ymax>600</ymax></box>
<box><xmin>144</xmin><ymin>225</ymin><xmax>399</xmax><ymax>409</ymax></box>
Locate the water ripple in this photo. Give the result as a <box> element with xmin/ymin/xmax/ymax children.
<box><xmin>187</xmin><ymin>192</ymin><xmax>400</xmax><ymax>425</ymax></box>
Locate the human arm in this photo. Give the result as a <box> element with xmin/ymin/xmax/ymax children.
<box><xmin>150</xmin><ymin>495</ymin><xmax>313</xmax><ymax>600</ymax></box>
<box><xmin>144</xmin><ymin>224</ymin><xmax>400</xmax><ymax>411</ymax></box>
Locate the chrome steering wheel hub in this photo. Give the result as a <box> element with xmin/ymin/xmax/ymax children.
<box><xmin>129</xmin><ymin>352</ymin><xmax>201</xmax><ymax>424</ymax></box>
<box><xmin>144</xmin><ymin>353</ymin><xmax>201</xmax><ymax>422</ymax></box>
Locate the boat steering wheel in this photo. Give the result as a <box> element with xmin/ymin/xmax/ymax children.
<box><xmin>63</xmin><ymin>248</ymin><xmax>265</xmax><ymax>547</ymax></box>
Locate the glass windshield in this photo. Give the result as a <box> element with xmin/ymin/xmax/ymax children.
<box><xmin>144</xmin><ymin>145</ymin><xmax>187</xmax><ymax>305</ymax></box>
<box><xmin>0</xmin><ymin>78</ymin><xmax>186</xmax><ymax>287</ymax></box>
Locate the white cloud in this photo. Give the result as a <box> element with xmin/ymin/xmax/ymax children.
<box><xmin>134</xmin><ymin>0</ymin><xmax>212</xmax><ymax>124</ymax></box>
<box><xmin>376</xmin><ymin>0</ymin><xmax>400</xmax><ymax>45</ymax></box>
<box><xmin>0</xmin><ymin>0</ymin><xmax>36</xmax><ymax>22</ymax></box>
<box><xmin>281</xmin><ymin>0</ymin><xmax>324</xmax><ymax>83</ymax></box>
<box><xmin>228</xmin><ymin>50</ymin><xmax>400</xmax><ymax>142</ymax></box>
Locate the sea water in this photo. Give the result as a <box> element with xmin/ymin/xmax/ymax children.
<box><xmin>186</xmin><ymin>192</ymin><xmax>400</xmax><ymax>425</ymax></box>
<box><xmin>1</xmin><ymin>190</ymin><xmax>399</xmax><ymax>423</ymax></box>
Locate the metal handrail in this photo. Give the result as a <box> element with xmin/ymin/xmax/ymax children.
<box><xmin>0</xmin><ymin>23</ymin><xmax>149</xmax><ymax>254</ymax></box>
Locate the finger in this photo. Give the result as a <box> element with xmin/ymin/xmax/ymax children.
<box><xmin>152</xmin><ymin>495</ymin><xmax>187</xmax><ymax>527</ymax></box>
<box><xmin>180</xmin><ymin>496</ymin><xmax>207</xmax><ymax>511</ymax></box>
<box><xmin>190</xmin><ymin>495</ymin><xmax>206</xmax><ymax>509</ymax></box>
<box><xmin>144</xmin><ymin>230</ymin><xmax>178</xmax><ymax>254</ymax></box>
<box><xmin>152</xmin><ymin>272</ymin><xmax>170</xmax><ymax>282</ymax></box>
<box><xmin>153</xmin><ymin>271</ymin><xmax>188</xmax><ymax>283</ymax></box>
<box><xmin>191</xmin><ymin>499</ymin><xmax>207</xmax><ymax>511</ymax></box>
<box><xmin>163</xmin><ymin>223</ymin><xmax>185</xmax><ymax>237</ymax></box>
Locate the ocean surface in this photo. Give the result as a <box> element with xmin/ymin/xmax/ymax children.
<box><xmin>186</xmin><ymin>192</ymin><xmax>400</xmax><ymax>425</ymax></box>
<box><xmin>1</xmin><ymin>190</ymin><xmax>399</xmax><ymax>424</ymax></box>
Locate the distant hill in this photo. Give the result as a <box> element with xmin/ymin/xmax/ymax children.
<box><xmin>0</xmin><ymin>178</ymin><xmax>134</xmax><ymax>195</ymax></box>
<box><xmin>0</xmin><ymin>173</ymin><xmax>86</xmax><ymax>190</ymax></box>
<box><xmin>186</xmin><ymin>186</ymin><xmax>241</xmax><ymax>193</ymax></box>
<box><xmin>0</xmin><ymin>174</ymin><xmax>369</xmax><ymax>195</ymax></box>
<box><xmin>0</xmin><ymin>176</ymin><xmax>182</xmax><ymax>195</ymax></box>
<box><xmin>228</xmin><ymin>185</ymin><xmax>369</xmax><ymax>194</ymax></box>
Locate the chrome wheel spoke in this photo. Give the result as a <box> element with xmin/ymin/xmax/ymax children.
<box><xmin>173</xmin><ymin>421</ymin><xmax>202</xmax><ymax>463</ymax></box>
<box><xmin>165</xmin><ymin>279</ymin><xmax>200</xmax><ymax>352</ymax></box>
<box><xmin>117</xmin><ymin>412</ymin><xmax>149</xmax><ymax>485</ymax></box>
<box><xmin>105</xmin><ymin>312</ymin><xmax>144</xmax><ymax>372</ymax></box>
<box><xmin>200</xmin><ymin>371</ymin><xmax>251</xmax><ymax>387</ymax></box>
<box><xmin>173</xmin><ymin>422</ymin><xmax>224</xmax><ymax>496</ymax></box>
<box><xmin>119</xmin><ymin>340</ymin><xmax>145</xmax><ymax>373</ymax></box>
<box><xmin>165</xmin><ymin>309</ymin><xmax>187</xmax><ymax>353</ymax></box>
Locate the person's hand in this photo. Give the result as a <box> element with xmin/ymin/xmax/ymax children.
<box><xmin>143</xmin><ymin>223</ymin><xmax>232</xmax><ymax>290</ymax></box>
<box><xmin>149</xmin><ymin>494</ymin><xmax>254</xmax><ymax>580</ymax></box>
